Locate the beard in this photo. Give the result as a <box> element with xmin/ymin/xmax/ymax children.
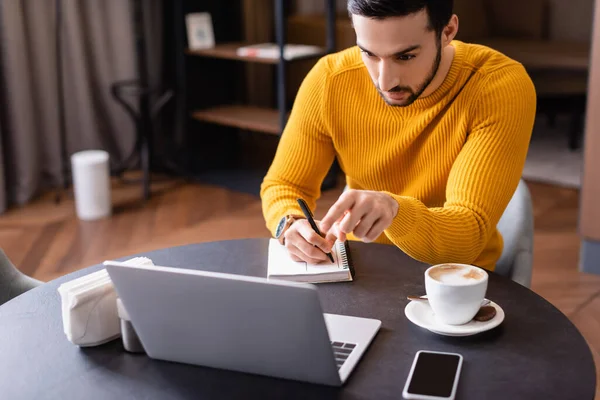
<box><xmin>377</xmin><ymin>41</ymin><xmax>442</xmax><ymax>107</ymax></box>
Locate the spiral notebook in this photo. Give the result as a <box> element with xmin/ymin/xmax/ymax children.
<box><xmin>267</xmin><ymin>239</ymin><xmax>354</xmax><ymax>283</ymax></box>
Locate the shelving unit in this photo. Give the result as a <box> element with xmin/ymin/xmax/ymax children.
<box><xmin>185</xmin><ymin>42</ymin><xmax>328</xmax><ymax>65</ymax></box>
<box><xmin>185</xmin><ymin>0</ymin><xmax>336</xmax><ymax>136</ymax></box>
<box><xmin>191</xmin><ymin>105</ymin><xmax>283</xmax><ymax>135</ymax></box>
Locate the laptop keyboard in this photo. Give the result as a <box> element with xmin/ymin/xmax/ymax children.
<box><xmin>331</xmin><ymin>341</ymin><xmax>356</xmax><ymax>370</ymax></box>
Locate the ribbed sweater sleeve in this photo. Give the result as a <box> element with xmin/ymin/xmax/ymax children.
<box><xmin>260</xmin><ymin>58</ymin><xmax>335</xmax><ymax>232</ymax></box>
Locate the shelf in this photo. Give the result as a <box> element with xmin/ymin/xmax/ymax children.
<box><xmin>477</xmin><ymin>39</ymin><xmax>590</xmax><ymax>71</ymax></box>
<box><xmin>186</xmin><ymin>42</ymin><xmax>327</xmax><ymax>64</ymax></box>
<box><xmin>191</xmin><ymin>105</ymin><xmax>286</xmax><ymax>135</ymax></box>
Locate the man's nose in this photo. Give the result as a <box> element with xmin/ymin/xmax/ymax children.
<box><xmin>378</xmin><ymin>60</ymin><xmax>400</xmax><ymax>92</ymax></box>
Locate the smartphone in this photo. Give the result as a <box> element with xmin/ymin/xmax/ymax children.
<box><xmin>402</xmin><ymin>350</ymin><xmax>463</xmax><ymax>400</ymax></box>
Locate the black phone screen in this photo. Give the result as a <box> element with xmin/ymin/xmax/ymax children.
<box><xmin>406</xmin><ymin>352</ymin><xmax>461</xmax><ymax>397</ymax></box>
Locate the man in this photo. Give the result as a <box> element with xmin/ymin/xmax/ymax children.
<box><xmin>260</xmin><ymin>0</ymin><xmax>536</xmax><ymax>271</ymax></box>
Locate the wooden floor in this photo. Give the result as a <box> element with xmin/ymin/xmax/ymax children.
<box><xmin>1</xmin><ymin>173</ymin><xmax>598</xmax><ymax>397</ymax></box>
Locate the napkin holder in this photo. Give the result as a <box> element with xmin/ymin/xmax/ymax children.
<box><xmin>57</xmin><ymin>257</ymin><xmax>153</xmax><ymax>348</ymax></box>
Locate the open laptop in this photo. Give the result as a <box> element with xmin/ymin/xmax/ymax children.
<box><xmin>103</xmin><ymin>260</ymin><xmax>381</xmax><ymax>386</ymax></box>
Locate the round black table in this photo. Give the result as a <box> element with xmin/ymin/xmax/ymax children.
<box><xmin>0</xmin><ymin>239</ymin><xmax>595</xmax><ymax>399</ymax></box>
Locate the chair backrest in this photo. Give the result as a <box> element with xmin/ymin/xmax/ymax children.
<box><xmin>0</xmin><ymin>249</ymin><xmax>42</xmax><ymax>306</ymax></box>
<box><xmin>495</xmin><ymin>180</ymin><xmax>535</xmax><ymax>287</ymax></box>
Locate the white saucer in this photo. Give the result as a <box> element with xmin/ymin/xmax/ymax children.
<box><xmin>404</xmin><ymin>300</ymin><xmax>505</xmax><ymax>337</ymax></box>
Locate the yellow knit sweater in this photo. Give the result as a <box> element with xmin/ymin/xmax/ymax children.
<box><xmin>260</xmin><ymin>41</ymin><xmax>536</xmax><ymax>271</ymax></box>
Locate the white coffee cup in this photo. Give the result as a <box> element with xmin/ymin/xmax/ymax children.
<box><xmin>425</xmin><ymin>263</ymin><xmax>488</xmax><ymax>325</ymax></box>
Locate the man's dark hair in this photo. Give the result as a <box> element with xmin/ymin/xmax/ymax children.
<box><xmin>347</xmin><ymin>0</ymin><xmax>454</xmax><ymax>37</ymax></box>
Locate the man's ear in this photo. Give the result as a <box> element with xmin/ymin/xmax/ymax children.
<box><xmin>442</xmin><ymin>14</ymin><xmax>459</xmax><ymax>46</ymax></box>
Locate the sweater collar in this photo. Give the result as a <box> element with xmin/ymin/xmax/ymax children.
<box><xmin>403</xmin><ymin>40</ymin><xmax>466</xmax><ymax>111</ymax></box>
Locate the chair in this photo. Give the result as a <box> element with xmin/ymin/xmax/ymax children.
<box><xmin>0</xmin><ymin>249</ymin><xmax>42</xmax><ymax>306</ymax></box>
<box><xmin>495</xmin><ymin>179</ymin><xmax>534</xmax><ymax>288</ymax></box>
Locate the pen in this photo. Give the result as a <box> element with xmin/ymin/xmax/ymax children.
<box><xmin>296</xmin><ymin>198</ymin><xmax>335</xmax><ymax>263</ymax></box>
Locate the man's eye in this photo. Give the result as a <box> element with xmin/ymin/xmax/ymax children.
<box><xmin>396</xmin><ymin>54</ymin><xmax>415</xmax><ymax>61</ymax></box>
<box><xmin>361</xmin><ymin>50</ymin><xmax>376</xmax><ymax>58</ymax></box>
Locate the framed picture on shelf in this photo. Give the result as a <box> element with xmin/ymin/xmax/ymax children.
<box><xmin>185</xmin><ymin>12</ymin><xmax>215</xmax><ymax>50</ymax></box>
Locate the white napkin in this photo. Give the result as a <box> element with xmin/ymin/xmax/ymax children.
<box><xmin>57</xmin><ymin>257</ymin><xmax>154</xmax><ymax>347</ymax></box>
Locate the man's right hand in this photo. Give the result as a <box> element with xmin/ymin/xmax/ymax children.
<box><xmin>283</xmin><ymin>219</ymin><xmax>336</xmax><ymax>264</ymax></box>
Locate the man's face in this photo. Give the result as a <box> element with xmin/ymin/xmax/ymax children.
<box><xmin>352</xmin><ymin>10</ymin><xmax>442</xmax><ymax>107</ymax></box>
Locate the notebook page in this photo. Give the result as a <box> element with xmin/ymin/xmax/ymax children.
<box><xmin>268</xmin><ymin>239</ymin><xmax>345</xmax><ymax>276</ymax></box>
<box><xmin>305</xmin><ymin>242</ymin><xmax>345</xmax><ymax>273</ymax></box>
<box><xmin>267</xmin><ymin>239</ymin><xmax>310</xmax><ymax>276</ymax></box>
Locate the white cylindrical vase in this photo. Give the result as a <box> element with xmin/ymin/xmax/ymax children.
<box><xmin>70</xmin><ymin>150</ymin><xmax>112</xmax><ymax>220</ymax></box>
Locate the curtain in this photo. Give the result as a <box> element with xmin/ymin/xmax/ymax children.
<box><xmin>0</xmin><ymin>114</ymin><xmax>5</xmax><ymax>214</ymax></box>
<box><xmin>0</xmin><ymin>0</ymin><xmax>162</xmax><ymax>214</ymax></box>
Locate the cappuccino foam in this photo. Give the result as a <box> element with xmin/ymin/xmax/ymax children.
<box><xmin>429</xmin><ymin>264</ymin><xmax>485</xmax><ymax>285</ymax></box>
